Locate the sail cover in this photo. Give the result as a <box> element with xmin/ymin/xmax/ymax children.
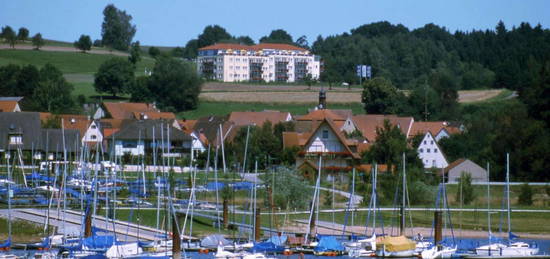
<box><xmin>200</xmin><ymin>234</ymin><xmax>231</xmax><ymax>248</ymax></box>
<box><xmin>313</xmin><ymin>236</ymin><xmax>345</xmax><ymax>252</ymax></box>
<box><xmin>376</xmin><ymin>235</ymin><xmax>416</xmax><ymax>252</ymax></box>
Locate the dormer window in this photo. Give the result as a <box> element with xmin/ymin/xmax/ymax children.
<box><xmin>322</xmin><ymin>130</ymin><xmax>329</xmax><ymax>139</ymax></box>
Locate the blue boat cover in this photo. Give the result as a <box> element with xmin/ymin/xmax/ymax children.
<box><xmin>83</xmin><ymin>235</ymin><xmax>115</xmax><ymax>250</ymax></box>
<box><xmin>0</xmin><ymin>238</ymin><xmax>11</xmax><ymax>248</ymax></box>
<box><xmin>313</xmin><ymin>236</ymin><xmax>345</xmax><ymax>252</ymax></box>
<box><xmin>233</xmin><ymin>182</ymin><xmax>253</xmax><ymax>190</ymax></box>
<box><xmin>252</xmin><ymin>241</ymin><xmax>285</xmax><ymax>253</ymax></box>
<box><xmin>266</xmin><ymin>235</ymin><xmax>287</xmax><ymax>246</ymax></box>
<box><xmin>206</xmin><ymin>182</ymin><xmax>225</xmax><ymax>191</ymax></box>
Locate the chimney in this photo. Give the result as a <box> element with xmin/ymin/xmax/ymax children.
<box><xmin>318</xmin><ymin>89</ymin><xmax>326</xmax><ymax>110</ymax></box>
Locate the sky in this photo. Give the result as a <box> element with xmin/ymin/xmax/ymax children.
<box><xmin>1</xmin><ymin>0</ymin><xmax>549</xmax><ymax>47</ymax></box>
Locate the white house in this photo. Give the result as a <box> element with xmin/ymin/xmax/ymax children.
<box><xmin>190</xmin><ymin>131</ymin><xmax>208</xmax><ymax>161</ymax></box>
<box><xmin>197</xmin><ymin>43</ymin><xmax>321</xmax><ymax>83</ymax></box>
<box><xmin>82</xmin><ymin>120</ymin><xmax>103</xmax><ymax>144</ymax></box>
<box><xmin>417</xmin><ymin>132</ymin><xmax>448</xmax><ymax>169</ymax></box>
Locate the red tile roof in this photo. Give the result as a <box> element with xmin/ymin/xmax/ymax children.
<box><xmin>0</xmin><ymin>101</ymin><xmax>19</xmax><ymax>112</ymax></box>
<box><xmin>198</xmin><ymin>43</ymin><xmax>307</xmax><ymax>52</ymax></box>
<box><xmin>410</xmin><ymin>121</ymin><xmax>460</xmax><ymax>137</ymax></box>
<box><xmin>228</xmin><ymin>111</ymin><xmax>290</xmax><ymax>127</ymax></box>
<box><xmin>103</xmin><ymin>102</ymin><xmax>158</xmax><ymax>120</ymax></box>
<box><xmin>297</xmin><ymin>109</ymin><xmax>346</xmax><ymax>121</ymax></box>
<box><xmin>132</xmin><ymin>111</ymin><xmax>176</xmax><ymax>120</ymax></box>
<box><xmin>352</xmin><ymin>114</ymin><xmax>414</xmax><ymax>142</ymax></box>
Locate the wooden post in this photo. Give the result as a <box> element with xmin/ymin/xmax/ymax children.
<box><xmin>255</xmin><ymin>208</ymin><xmax>261</xmax><ymax>242</ymax></box>
<box><xmin>434</xmin><ymin>211</ymin><xmax>443</xmax><ymax>245</ymax></box>
<box><xmin>223</xmin><ymin>198</ymin><xmax>229</xmax><ymax>229</ymax></box>
<box><xmin>172</xmin><ymin>213</ymin><xmax>181</xmax><ymax>259</ymax></box>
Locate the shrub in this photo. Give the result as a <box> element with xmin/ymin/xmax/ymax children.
<box><xmin>456</xmin><ymin>172</ymin><xmax>476</xmax><ymax>205</ymax></box>
<box><xmin>518</xmin><ymin>183</ymin><xmax>533</xmax><ymax>206</ymax></box>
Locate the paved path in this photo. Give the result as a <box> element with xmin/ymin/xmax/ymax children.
<box><xmin>0</xmin><ymin>44</ymin><xmax>129</xmax><ymax>56</ymax></box>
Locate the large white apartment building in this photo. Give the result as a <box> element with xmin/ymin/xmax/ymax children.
<box><xmin>197</xmin><ymin>43</ymin><xmax>321</xmax><ymax>83</ymax></box>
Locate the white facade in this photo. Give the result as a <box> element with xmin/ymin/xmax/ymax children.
<box><xmin>82</xmin><ymin>121</ymin><xmax>102</xmax><ymax>144</ymax></box>
<box><xmin>114</xmin><ymin>140</ymin><xmax>145</xmax><ymax>156</ymax></box>
<box><xmin>306</xmin><ymin>125</ymin><xmax>345</xmax><ymax>153</ymax></box>
<box><xmin>417</xmin><ymin>132</ymin><xmax>448</xmax><ymax>169</ymax></box>
<box><xmin>197</xmin><ymin>44</ymin><xmax>321</xmax><ymax>83</ymax></box>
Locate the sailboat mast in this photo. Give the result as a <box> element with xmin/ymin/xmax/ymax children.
<box><xmin>506</xmin><ymin>153</ymin><xmax>511</xmax><ymax>238</ymax></box>
<box><xmin>400</xmin><ymin>153</ymin><xmax>406</xmax><ymax>236</ymax></box>
<box><xmin>487</xmin><ymin>162</ymin><xmax>491</xmax><ymax>243</ymax></box>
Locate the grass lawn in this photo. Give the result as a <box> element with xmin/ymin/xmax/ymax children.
<box><xmin>0</xmin><ymin>218</ymin><xmax>53</xmax><ymax>242</ymax></box>
<box><xmin>0</xmin><ymin>49</ymin><xmax>155</xmax><ymax>74</ymax></box>
<box><xmin>178</xmin><ymin>101</ymin><xmax>364</xmax><ymax>119</ymax></box>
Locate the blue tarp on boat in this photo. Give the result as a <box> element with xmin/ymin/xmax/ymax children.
<box><xmin>206</xmin><ymin>182</ymin><xmax>225</xmax><ymax>191</ymax></box>
<box><xmin>266</xmin><ymin>235</ymin><xmax>287</xmax><ymax>246</ymax></box>
<box><xmin>252</xmin><ymin>241</ymin><xmax>285</xmax><ymax>253</ymax></box>
<box><xmin>0</xmin><ymin>238</ymin><xmax>11</xmax><ymax>248</ymax></box>
<box><xmin>233</xmin><ymin>182</ymin><xmax>253</xmax><ymax>190</ymax></box>
<box><xmin>313</xmin><ymin>236</ymin><xmax>345</xmax><ymax>252</ymax></box>
<box><xmin>82</xmin><ymin>235</ymin><xmax>115</xmax><ymax>250</ymax></box>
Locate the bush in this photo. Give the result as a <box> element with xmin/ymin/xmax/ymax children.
<box><xmin>409</xmin><ymin>181</ymin><xmax>436</xmax><ymax>205</ymax></box>
<box><xmin>456</xmin><ymin>172</ymin><xmax>476</xmax><ymax>205</ymax></box>
<box><xmin>518</xmin><ymin>183</ymin><xmax>533</xmax><ymax>206</ymax></box>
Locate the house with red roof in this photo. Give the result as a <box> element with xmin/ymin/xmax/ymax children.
<box><xmin>197</xmin><ymin>43</ymin><xmax>321</xmax><ymax>83</ymax></box>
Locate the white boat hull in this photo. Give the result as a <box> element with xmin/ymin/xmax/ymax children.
<box><xmin>375</xmin><ymin>249</ymin><xmax>416</xmax><ymax>258</ymax></box>
<box><xmin>420</xmin><ymin>245</ymin><xmax>457</xmax><ymax>259</ymax></box>
<box><xmin>476</xmin><ymin>242</ymin><xmax>539</xmax><ymax>257</ymax></box>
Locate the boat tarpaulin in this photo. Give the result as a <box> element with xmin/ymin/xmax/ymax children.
<box><xmin>376</xmin><ymin>235</ymin><xmax>416</xmax><ymax>252</ymax></box>
<box><xmin>83</xmin><ymin>235</ymin><xmax>115</xmax><ymax>250</ymax></box>
<box><xmin>313</xmin><ymin>236</ymin><xmax>345</xmax><ymax>252</ymax></box>
<box><xmin>266</xmin><ymin>235</ymin><xmax>287</xmax><ymax>246</ymax></box>
<box><xmin>200</xmin><ymin>234</ymin><xmax>231</xmax><ymax>248</ymax></box>
<box><xmin>252</xmin><ymin>241</ymin><xmax>285</xmax><ymax>253</ymax></box>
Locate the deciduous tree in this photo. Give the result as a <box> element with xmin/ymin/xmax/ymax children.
<box><xmin>32</xmin><ymin>64</ymin><xmax>75</xmax><ymax>113</ymax></box>
<box><xmin>101</xmin><ymin>4</ymin><xmax>136</xmax><ymax>51</ymax></box>
<box><xmin>31</xmin><ymin>33</ymin><xmax>45</xmax><ymax>50</ymax></box>
<box><xmin>128</xmin><ymin>41</ymin><xmax>141</xmax><ymax>65</ymax></box>
<box><xmin>1</xmin><ymin>26</ymin><xmax>17</xmax><ymax>48</ymax></box>
<box><xmin>74</xmin><ymin>34</ymin><xmax>92</xmax><ymax>52</ymax></box>
<box><xmin>94</xmin><ymin>57</ymin><xmax>134</xmax><ymax>96</ymax></box>
<box><xmin>17</xmin><ymin>27</ymin><xmax>29</xmax><ymax>41</ymax></box>
<box><xmin>362</xmin><ymin>77</ymin><xmax>405</xmax><ymax>114</ymax></box>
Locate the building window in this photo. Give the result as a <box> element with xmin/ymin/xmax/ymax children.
<box><xmin>427</xmin><ymin>148</ymin><xmax>431</xmax><ymax>153</ymax></box>
<box><xmin>431</xmin><ymin>140</ymin><xmax>434</xmax><ymax>144</ymax></box>
<box><xmin>9</xmin><ymin>135</ymin><xmax>22</xmax><ymax>145</ymax></box>
<box><xmin>419</xmin><ymin>148</ymin><xmax>423</xmax><ymax>153</ymax></box>
<box><xmin>322</xmin><ymin>130</ymin><xmax>329</xmax><ymax>139</ymax></box>
<box><xmin>91</xmin><ymin>135</ymin><xmax>97</xmax><ymax>140</ymax></box>
<box><xmin>424</xmin><ymin>140</ymin><xmax>427</xmax><ymax>144</ymax></box>
<box><xmin>91</xmin><ymin>125</ymin><xmax>97</xmax><ymax>129</ymax></box>
<box><xmin>434</xmin><ymin>148</ymin><xmax>438</xmax><ymax>153</ymax></box>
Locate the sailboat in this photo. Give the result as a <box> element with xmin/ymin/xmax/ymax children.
<box><xmin>420</xmin><ymin>169</ymin><xmax>457</xmax><ymax>259</ymax></box>
<box><xmin>0</xmin><ymin>148</ymin><xmax>16</xmax><ymax>259</ymax></box>
<box><xmin>375</xmin><ymin>154</ymin><xmax>417</xmax><ymax>258</ymax></box>
<box><xmin>347</xmin><ymin>164</ymin><xmax>379</xmax><ymax>258</ymax></box>
<box><xmin>475</xmin><ymin>154</ymin><xmax>539</xmax><ymax>257</ymax></box>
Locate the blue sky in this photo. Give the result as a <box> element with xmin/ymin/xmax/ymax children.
<box><xmin>1</xmin><ymin>0</ymin><xmax>549</xmax><ymax>47</ymax></box>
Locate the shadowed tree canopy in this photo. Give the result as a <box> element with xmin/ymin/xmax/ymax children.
<box><xmin>362</xmin><ymin>77</ymin><xmax>405</xmax><ymax>114</ymax></box>
<box><xmin>17</xmin><ymin>27</ymin><xmax>29</xmax><ymax>41</ymax></box>
<box><xmin>1</xmin><ymin>26</ymin><xmax>17</xmax><ymax>48</ymax></box>
<box><xmin>260</xmin><ymin>29</ymin><xmax>293</xmax><ymax>44</ymax></box>
<box><xmin>197</xmin><ymin>25</ymin><xmax>232</xmax><ymax>48</ymax></box>
<box><xmin>32</xmin><ymin>64</ymin><xmax>75</xmax><ymax>113</ymax></box>
<box><xmin>32</xmin><ymin>33</ymin><xmax>45</xmax><ymax>50</ymax></box>
<box><xmin>94</xmin><ymin>57</ymin><xmax>134</xmax><ymax>96</ymax></box>
<box><xmin>101</xmin><ymin>4</ymin><xmax>136</xmax><ymax>51</ymax></box>
<box><xmin>147</xmin><ymin>57</ymin><xmax>202</xmax><ymax>111</ymax></box>
<box><xmin>74</xmin><ymin>34</ymin><xmax>92</xmax><ymax>52</ymax></box>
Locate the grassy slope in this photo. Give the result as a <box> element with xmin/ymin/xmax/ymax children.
<box><xmin>0</xmin><ymin>49</ymin><xmax>156</xmax><ymax>99</ymax></box>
